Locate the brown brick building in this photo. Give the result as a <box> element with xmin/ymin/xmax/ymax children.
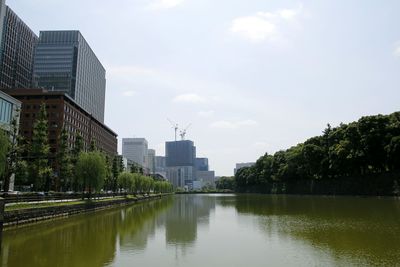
<box><xmin>1</xmin><ymin>88</ymin><xmax>117</xmax><ymax>158</ymax></box>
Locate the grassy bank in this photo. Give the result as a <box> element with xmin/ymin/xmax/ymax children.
<box><xmin>5</xmin><ymin>194</ymin><xmax>153</xmax><ymax>212</ymax></box>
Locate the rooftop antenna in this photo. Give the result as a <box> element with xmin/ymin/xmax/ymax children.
<box><xmin>179</xmin><ymin>123</ymin><xmax>192</xmax><ymax>140</ymax></box>
<box><xmin>167</xmin><ymin>118</ymin><xmax>179</xmax><ymax>141</ymax></box>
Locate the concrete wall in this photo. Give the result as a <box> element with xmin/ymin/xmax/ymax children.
<box><xmin>4</xmin><ymin>194</ymin><xmax>167</xmax><ymax>227</ymax></box>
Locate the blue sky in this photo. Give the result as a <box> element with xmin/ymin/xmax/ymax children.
<box><xmin>10</xmin><ymin>0</ymin><xmax>400</xmax><ymax>176</ymax></box>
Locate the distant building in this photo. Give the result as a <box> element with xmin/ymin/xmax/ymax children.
<box><xmin>2</xmin><ymin>88</ymin><xmax>117</xmax><ymax>157</ymax></box>
<box><xmin>122</xmin><ymin>138</ymin><xmax>148</xmax><ymax>169</ymax></box>
<box><xmin>0</xmin><ymin>90</ymin><xmax>21</xmax><ymax>191</ymax></box>
<box><xmin>155</xmin><ymin>156</ymin><xmax>166</xmax><ymax>178</ymax></box>
<box><xmin>195</xmin><ymin>158</ymin><xmax>209</xmax><ymax>171</ymax></box>
<box><xmin>166</xmin><ymin>166</ymin><xmax>195</xmax><ymax>189</ymax></box>
<box><xmin>192</xmin><ymin>180</ymin><xmax>203</xmax><ymax>190</ymax></box>
<box><xmin>0</xmin><ymin>0</ymin><xmax>38</xmax><ymax>89</ymax></box>
<box><xmin>234</xmin><ymin>162</ymin><xmax>255</xmax><ymax>175</ymax></box>
<box><xmin>122</xmin><ymin>157</ymin><xmax>134</xmax><ymax>172</ymax></box>
<box><xmin>197</xmin><ymin>171</ymin><xmax>216</xmax><ymax>188</ymax></box>
<box><xmin>155</xmin><ymin>156</ymin><xmax>166</xmax><ymax>171</ymax></box>
<box><xmin>147</xmin><ymin>149</ymin><xmax>156</xmax><ymax>174</ymax></box>
<box><xmin>165</xmin><ymin>140</ymin><xmax>196</xmax><ymax>188</ymax></box>
<box><xmin>165</xmin><ymin>140</ymin><xmax>196</xmax><ymax>167</ymax></box>
<box><xmin>33</xmin><ymin>30</ymin><xmax>106</xmax><ymax>122</ymax></box>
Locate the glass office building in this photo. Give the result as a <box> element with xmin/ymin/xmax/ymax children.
<box><xmin>0</xmin><ymin>0</ymin><xmax>38</xmax><ymax>89</ymax></box>
<box><xmin>0</xmin><ymin>90</ymin><xmax>20</xmax><ymax>130</ymax></box>
<box><xmin>33</xmin><ymin>31</ymin><xmax>106</xmax><ymax>122</ymax></box>
<box><xmin>165</xmin><ymin>140</ymin><xmax>197</xmax><ymax>188</ymax></box>
<box><xmin>165</xmin><ymin>140</ymin><xmax>196</xmax><ymax>167</ymax></box>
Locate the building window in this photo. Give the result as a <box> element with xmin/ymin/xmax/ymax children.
<box><xmin>0</xmin><ymin>98</ymin><xmax>13</xmax><ymax>124</ymax></box>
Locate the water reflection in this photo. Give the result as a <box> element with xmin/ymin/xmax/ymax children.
<box><xmin>1</xmin><ymin>197</ymin><xmax>173</xmax><ymax>267</ymax></box>
<box><xmin>1</xmin><ymin>194</ymin><xmax>400</xmax><ymax>267</ymax></box>
<box><xmin>165</xmin><ymin>194</ymin><xmax>215</xmax><ymax>247</ymax></box>
<box><xmin>219</xmin><ymin>194</ymin><xmax>400</xmax><ymax>266</ymax></box>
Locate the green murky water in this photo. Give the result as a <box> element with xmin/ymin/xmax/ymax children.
<box><xmin>1</xmin><ymin>194</ymin><xmax>400</xmax><ymax>267</ymax></box>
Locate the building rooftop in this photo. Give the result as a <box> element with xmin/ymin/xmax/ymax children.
<box><xmin>1</xmin><ymin>88</ymin><xmax>117</xmax><ymax>137</ymax></box>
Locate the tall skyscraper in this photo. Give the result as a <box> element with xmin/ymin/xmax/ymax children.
<box><xmin>122</xmin><ymin>138</ymin><xmax>148</xmax><ymax>168</ymax></box>
<box><xmin>33</xmin><ymin>31</ymin><xmax>106</xmax><ymax>122</ymax></box>
<box><xmin>165</xmin><ymin>140</ymin><xmax>196</xmax><ymax>167</ymax></box>
<box><xmin>165</xmin><ymin>140</ymin><xmax>196</xmax><ymax>188</ymax></box>
<box><xmin>0</xmin><ymin>0</ymin><xmax>38</xmax><ymax>89</ymax></box>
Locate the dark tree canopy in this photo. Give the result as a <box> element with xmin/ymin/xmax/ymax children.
<box><xmin>235</xmin><ymin>112</ymin><xmax>400</xmax><ymax>195</ymax></box>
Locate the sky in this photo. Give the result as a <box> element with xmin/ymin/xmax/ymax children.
<box><xmin>9</xmin><ymin>0</ymin><xmax>400</xmax><ymax>176</ymax></box>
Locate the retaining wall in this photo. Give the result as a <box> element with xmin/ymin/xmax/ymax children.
<box><xmin>4</xmin><ymin>194</ymin><xmax>166</xmax><ymax>227</ymax></box>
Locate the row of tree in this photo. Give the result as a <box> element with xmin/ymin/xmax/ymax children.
<box><xmin>0</xmin><ymin>103</ymin><xmax>174</xmax><ymax>194</ymax></box>
<box><xmin>236</xmin><ymin>112</ymin><xmax>400</xmax><ymax>195</ymax></box>
<box><xmin>117</xmin><ymin>172</ymin><xmax>173</xmax><ymax>194</ymax></box>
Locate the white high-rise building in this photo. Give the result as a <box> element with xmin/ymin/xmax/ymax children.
<box><xmin>122</xmin><ymin>138</ymin><xmax>148</xmax><ymax>168</ymax></box>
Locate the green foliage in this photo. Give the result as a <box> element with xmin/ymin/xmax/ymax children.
<box><xmin>235</xmin><ymin>112</ymin><xmax>400</xmax><ymax>195</ymax></box>
<box><xmin>117</xmin><ymin>172</ymin><xmax>173</xmax><ymax>194</ymax></box>
<box><xmin>0</xmin><ymin>129</ymin><xmax>9</xmax><ymax>179</ymax></box>
<box><xmin>75</xmin><ymin>151</ymin><xmax>106</xmax><ymax>198</ymax></box>
<box><xmin>14</xmin><ymin>160</ymin><xmax>29</xmax><ymax>185</ymax></box>
<box><xmin>89</xmin><ymin>140</ymin><xmax>96</xmax><ymax>151</ymax></box>
<box><xmin>216</xmin><ymin>176</ymin><xmax>236</xmax><ymax>190</ymax></box>
<box><xmin>130</xmin><ymin>163</ymin><xmax>143</xmax><ymax>174</ymax></box>
<box><xmin>71</xmin><ymin>133</ymin><xmax>84</xmax><ymax>190</ymax></box>
<box><xmin>57</xmin><ymin>129</ymin><xmax>73</xmax><ymax>191</ymax></box>
<box><xmin>29</xmin><ymin>103</ymin><xmax>52</xmax><ymax>191</ymax></box>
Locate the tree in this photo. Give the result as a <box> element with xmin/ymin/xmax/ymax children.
<box><xmin>111</xmin><ymin>156</ymin><xmax>121</xmax><ymax>191</ymax></box>
<box><xmin>29</xmin><ymin>104</ymin><xmax>52</xmax><ymax>191</ymax></box>
<box><xmin>0</xmin><ymin>129</ymin><xmax>9</xmax><ymax>182</ymax></box>
<box><xmin>118</xmin><ymin>172</ymin><xmax>134</xmax><ymax>194</ymax></box>
<box><xmin>216</xmin><ymin>176</ymin><xmax>236</xmax><ymax>190</ymax></box>
<box><xmin>14</xmin><ymin>160</ymin><xmax>29</xmax><ymax>186</ymax></box>
<box><xmin>71</xmin><ymin>133</ymin><xmax>84</xmax><ymax>190</ymax></box>
<box><xmin>103</xmin><ymin>155</ymin><xmax>113</xmax><ymax>191</ymax></box>
<box><xmin>75</xmin><ymin>151</ymin><xmax>106</xmax><ymax>199</ymax></box>
<box><xmin>232</xmin><ymin>111</ymin><xmax>400</xmax><ymax>195</ymax></box>
<box><xmin>2</xmin><ymin>117</ymin><xmax>26</xmax><ymax>192</ymax></box>
<box><xmin>89</xmin><ymin>139</ymin><xmax>96</xmax><ymax>151</ymax></box>
<box><xmin>57</xmin><ymin>129</ymin><xmax>73</xmax><ymax>191</ymax></box>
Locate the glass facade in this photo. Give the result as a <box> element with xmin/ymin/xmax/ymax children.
<box><xmin>0</xmin><ymin>4</ymin><xmax>38</xmax><ymax>89</ymax></box>
<box><xmin>0</xmin><ymin>97</ymin><xmax>12</xmax><ymax>124</ymax></box>
<box><xmin>33</xmin><ymin>31</ymin><xmax>106</xmax><ymax>122</ymax></box>
<box><xmin>166</xmin><ymin>140</ymin><xmax>196</xmax><ymax>167</ymax></box>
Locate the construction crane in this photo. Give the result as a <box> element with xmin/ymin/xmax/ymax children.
<box><xmin>179</xmin><ymin>123</ymin><xmax>192</xmax><ymax>140</ymax></box>
<box><xmin>167</xmin><ymin>118</ymin><xmax>179</xmax><ymax>141</ymax></box>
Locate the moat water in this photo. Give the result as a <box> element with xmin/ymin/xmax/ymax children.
<box><xmin>1</xmin><ymin>194</ymin><xmax>400</xmax><ymax>267</ymax></box>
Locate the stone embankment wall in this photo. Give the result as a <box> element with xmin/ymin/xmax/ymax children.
<box><xmin>4</xmin><ymin>194</ymin><xmax>167</xmax><ymax>227</ymax></box>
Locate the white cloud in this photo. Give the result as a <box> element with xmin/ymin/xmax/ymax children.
<box><xmin>122</xmin><ymin>90</ymin><xmax>135</xmax><ymax>97</ymax></box>
<box><xmin>197</xmin><ymin>110</ymin><xmax>215</xmax><ymax>118</ymax></box>
<box><xmin>231</xmin><ymin>16</ymin><xmax>277</xmax><ymax>42</ymax></box>
<box><xmin>173</xmin><ymin>93</ymin><xmax>206</xmax><ymax>104</ymax></box>
<box><xmin>149</xmin><ymin>0</ymin><xmax>184</xmax><ymax>9</ymax></box>
<box><xmin>394</xmin><ymin>43</ymin><xmax>400</xmax><ymax>57</ymax></box>
<box><xmin>230</xmin><ymin>5</ymin><xmax>303</xmax><ymax>42</ymax></box>
<box><xmin>210</xmin><ymin>119</ymin><xmax>258</xmax><ymax>129</ymax></box>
